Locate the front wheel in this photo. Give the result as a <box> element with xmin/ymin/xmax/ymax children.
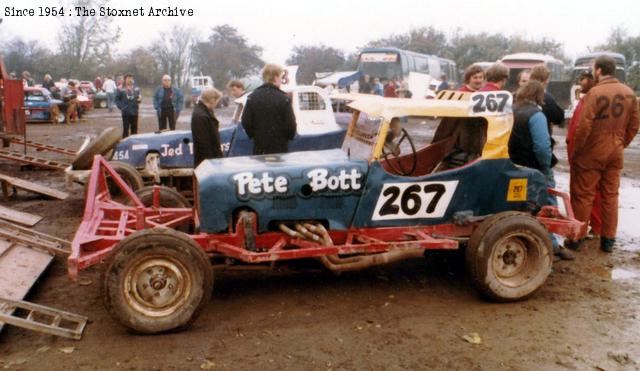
<box><xmin>465</xmin><ymin>212</ymin><xmax>553</xmax><ymax>302</ymax></box>
<box><xmin>102</xmin><ymin>228</ymin><xmax>213</xmax><ymax>334</ymax></box>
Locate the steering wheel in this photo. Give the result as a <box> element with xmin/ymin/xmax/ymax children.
<box><xmin>382</xmin><ymin>128</ymin><xmax>417</xmax><ymax>176</ymax></box>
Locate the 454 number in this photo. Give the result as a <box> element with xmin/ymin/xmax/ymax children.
<box><xmin>372</xmin><ymin>181</ymin><xmax>458</xmax><ymax>221</ymax></box>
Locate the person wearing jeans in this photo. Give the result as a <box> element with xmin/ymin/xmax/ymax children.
<box><xmin>103</xmin><ymin>76</ymin><xmax>117</xmax><ymax>112</ymax></box>
<box><xmin>115</xmin><ymin>73</ymin><xmax>141</xmax><ymax>138</ymax></box>
<box><xmin>153</xmin><ymin>75</ymin><xmax>184</xmax><ymax>131</ymax></box>
<box><xmin>508</xmin><ymin>80</ymin><xmax>574</xmax><ymax>261</ymax></box>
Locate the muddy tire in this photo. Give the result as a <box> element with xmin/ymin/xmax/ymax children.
<box><xmin>132</xmin><ymin>186</ymin><xmax>190</xmax><ymax>208</ymax></box>
<box><xmin>465</xmin><ymin>212</ymin><xmax>553</xmax><ymax>302</ymax></box>
<box><xmin>102</xmin><ymin>228</ymin><xmax>213</xmax><ymax>334</ymax></box>
<box><xmin>107</xmin><ymin>161</ymin><xmax>144</xmax><ymax>196</ymax></box>
<box><xmin>72</xmin><ymin>127</ymin><xmax>122</xmax><ymax>170</ymax></box>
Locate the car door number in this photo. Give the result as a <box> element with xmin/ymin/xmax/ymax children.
<box><xmin>372</xmin><ymin>181</ymin><xmax>458</xmax><ymax>220</ymax></box>
<box><xmin>112</xmin><ymin>150</ymin><xmax>129</xmax><ymax>160</ymax></box>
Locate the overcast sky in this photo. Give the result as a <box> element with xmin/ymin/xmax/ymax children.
<box><xmin>2</xmin><ymin>0</ymin><xmax>640</xmax><ymax>64</ymax></box>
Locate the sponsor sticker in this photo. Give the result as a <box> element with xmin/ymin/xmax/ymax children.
<box><xmin>131</xmin><ymin>144</ymin><xmax>149</xmax><ymax>151</ymax></box>
<box><xmin>507</xmin><ymin>178</ymin><xmax>528</xmax><ymax>201</ymax></box>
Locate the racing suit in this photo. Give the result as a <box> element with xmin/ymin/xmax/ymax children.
<box><xmin>570</xmin><ymin>76</ymin><xmax>640</xmax><ymax>238</ymax></box>
<box><xmin>567</xmin><ymin>97</ymin><xmax>601</xmax><ymax>235</ymax></box>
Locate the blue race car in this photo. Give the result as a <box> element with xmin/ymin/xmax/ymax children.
<box><xmin>108</xmin><ymin>85</ymin><xmax>346</xmax><ymax>188</ymax></box>
<box><xmin>24</xmin><ymin>87</ymin><xmax>65</xmax><ymax>123</ymax></box>
<box><xmin>73</xmin><ymin>91</ymin><xmax>584</xmax><ymax>334</ymax></box>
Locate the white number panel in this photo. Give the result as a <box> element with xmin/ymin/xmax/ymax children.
<box><xmin>469</xmin><ymin>91</ymin><xmax>513</xmax><ymax>116</ymax></box>
<box><xmin>372</xmin><ymin>181</ymin><xmax>458</xmax><ymax>221</ymax></box>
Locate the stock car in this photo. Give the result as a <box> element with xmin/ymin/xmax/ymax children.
<box><xmin>23</xmin><ymin>87</ymin><xmax>65</xmax><ymax>123</ymax></box>
<box><xmin>101</xmin><ymin>85</ymin><xmax>346</xmax><ymax>190</ymax></box>
<box><xmin>70</xmin><ymin>90</ymin><xmax>584</xmax><ymax>334</ymax></box>
<box><xmin>79</xmin><ymin>81</ymin><xmax>108</xmax><ymax>109</ymax></box>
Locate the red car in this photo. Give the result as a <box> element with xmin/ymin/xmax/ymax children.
<box><xmin>69</xmin><ymin>80</ymin><xmax>93</xmax><ymax>112</ymax></box>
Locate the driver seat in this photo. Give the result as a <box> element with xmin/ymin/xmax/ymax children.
<box><xmin>432</xmin><ymin>118</ymin><xmax>487</xmax><ymax>173</ymax></box>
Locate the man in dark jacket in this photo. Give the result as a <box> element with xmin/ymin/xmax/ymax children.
<box><xmin>191</xmin><ymin>88</ymin><xmax>223</xmax><ymax>167</ymax></box>
<box><xmin>115</xmin><ymin>73</ymin><xmax>141</xmax><ymax>137</ymax></box>
<box><xmin>530</xmin><ymin>65</ymin><xmax>565</xmax><ymax>126</ymax></box>
<box><xmin>241</xmin><ymin>63</ymin><xmax>297</xmax><ymax>155</ymax></box>
<box><xmin>153</xmin><ymin>74</ymin><xmax>184</xmax><ymax>131</ymax></box>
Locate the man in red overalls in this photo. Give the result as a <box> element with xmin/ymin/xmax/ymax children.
<box><xmin>569</xmin><ymin>56</ymin><xmax>639</xmax><ymax>252</ymax></box>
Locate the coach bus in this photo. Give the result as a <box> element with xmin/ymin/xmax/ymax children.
<box><xmin>572</xmin><ymin>51</ymin><xmax>626</xmax><ymax>83</ymax></box>
<box><xmin>499</xmin><ymin>53</ymin><xmax>566</xmax><ymax>90</ymax></box>
<box><xmin>357</xmin><ymin>47</ymin><xmax>458</xmax><ymax>87</ymax></box>
<box><xmin>500</xmin><ymin>52</ymin><xmax>571</xmax><ymax>107</ymax></box>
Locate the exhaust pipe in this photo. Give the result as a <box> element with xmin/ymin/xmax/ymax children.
<box><xmin>278</xmin><ymin>223</ymin><xmax>424</xmax><ymax>273</ymax></box>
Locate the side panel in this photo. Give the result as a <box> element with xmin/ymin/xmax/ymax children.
<box><xmin>113</xmin><ymin>127</ymin><xmax>236</xmax><ymax>169</ymax></box>
<box><xmin>227</xmin><ymin>125</ymin><xmax>347</xmax><ymax>157</ymax></box>
<box><xmin>196</xmin><ymin>152</ymin><xmax>369</xmax><ymax>233</ymax></box>
<box><xmin>289</xmin><ymin>129</ymin><xmax>346</xmax><ymax>152</ymax></box>
<box><xmin>24</xmin><ymin>102</ymin><xmax>51</xmax><ymax>122</ymax></box>
<box><xmin>352</xmin><ymin>159</ymin><xmax>548</xmax><ymax>228</ymax></box>
<box><xmin>226</xmin><ymin>124</ymin><xmax>253</xmax><ymax>157</ymax></box>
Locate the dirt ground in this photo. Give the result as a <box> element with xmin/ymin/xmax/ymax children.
<box><xmin>1</xmin><ymin>100</ymin><xmax>639</xmax><ymax>370</ymax></box>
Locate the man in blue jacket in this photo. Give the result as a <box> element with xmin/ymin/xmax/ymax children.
<box><xmin>115</xmin><ymin>73</ymin><xmax>141</xmax><ymax>138</ymax></box>
<box><xmin>153</xmin><ymin>74</ymin><xmax>184</xmax><ymax>131</ymax></box>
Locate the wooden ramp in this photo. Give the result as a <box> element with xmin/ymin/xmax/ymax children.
<box><xmin>0</xmin><ymin>204</ymin><xmax>42</xmax><ymax>226</ymax></box>
<box><xmin>0</xmin><ymin>173</ymin><xmax>69</xmax><ymax>200</ymax></box>
<box><xmin>0</xmin><ymin>149</ymin><xmax>70</xmax><ymax>171</ymax></box>
<box><xmin>0</xmin><ymin>221</ymin><xmax>71</xmax><ymax>334</ymax></box>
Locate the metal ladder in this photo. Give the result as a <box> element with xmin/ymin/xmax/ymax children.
<box><xmin>9</xmin><ymin>138</ymin><xmax>76</xmax><ymax>156</ymax></box>
<box><xmin>0</xmin><ymin>149</ymin><xmax>70</xmax><ymax>171</ymax></box>
<box><xmin>0</xmin><ymin>297</ymin><xmax>88</xmax><ymax>340</ymax></box>
<box><xmin>0</xmin><ymin>219</ymin><xmax>70</xmax><ymax>256</ymax></box>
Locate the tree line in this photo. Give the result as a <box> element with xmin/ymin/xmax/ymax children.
<box><xmin>2</xmin><ymin>0</ymin><xmax>640</xmax><ymax>91</ymax></box>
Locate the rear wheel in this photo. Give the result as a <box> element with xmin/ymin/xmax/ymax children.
<box><xmin>102</xmin><ymin>228</ymin><xmax>213</xmax><ymax>334</ymax></box>
<box><xmin>126</xmin><ymin>186</ymin><xmax>192</xmax><ymax>231</ymax></box>
<box><xmin>132</xmin><ymin>185</ymin><xmax>190</xmax><ymax>208</ymax></box>
<box><xmin>107</xmin><ymin>161</ymin><xmax>144</xmax><ymax>196</ymax></box>
<box><xmin>99</xmin><ymin>100</ymin><xmax>108</xmax><ymax>109</ymax></box>
<box><xmin>465</xmin><ymin>212</ymin><xmax>553</xmax><ymax>302</ymax></box>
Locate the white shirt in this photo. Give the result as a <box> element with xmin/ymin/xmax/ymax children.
<box><xmin>103</xmin><ymin>79</ymin><xmax>117</xmax><ymax>93</ymax></box>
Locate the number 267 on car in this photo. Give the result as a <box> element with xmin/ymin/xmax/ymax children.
<box><xmin>372</xmin><ymin>181</ymin><xmax>458</xmax><ymax>221</ymax></box>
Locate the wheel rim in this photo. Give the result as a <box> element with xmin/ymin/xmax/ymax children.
<box><xmin>490</xmin><ymin>231</ymin><xmax>543</xmax><ymax>287</ymax></box>
<box><xmin>124</xmin><ymin>255</ymin><xmax>192</xmax><ymax>317</ymax></box>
